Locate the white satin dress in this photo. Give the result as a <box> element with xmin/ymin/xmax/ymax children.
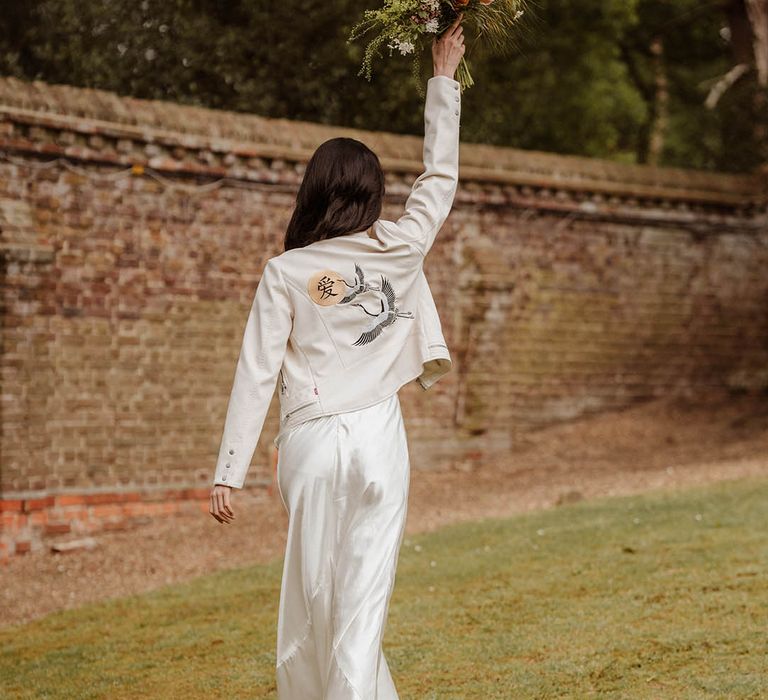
<box><xmin>273</xmin><ymin>391</ymin><xmax>410</xmax><ymax>699</ymax></box>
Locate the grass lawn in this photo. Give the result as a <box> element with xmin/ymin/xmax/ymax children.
<box><xmin>2</xmin><ymin>475</ymin><xmax>766</xmax><ymax>699</ymax></box>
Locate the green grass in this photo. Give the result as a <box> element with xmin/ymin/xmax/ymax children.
<box><xmin>2</xmin><ymin>476</ymin><xmax>767</xmax><ymax>699</ymax></box>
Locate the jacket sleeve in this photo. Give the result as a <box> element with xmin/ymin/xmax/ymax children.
<box><xmin>384</xmin><ymin>74</ymin><xmax>461</xmax><ymax>258</ymax></box>
<box><xmin>212</xmin><ymin>258</ymin><xmax>293</xmax><ymax>489</ymax></box>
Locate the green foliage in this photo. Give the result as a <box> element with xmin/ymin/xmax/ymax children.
<box><xmin>0</xmin><ymin>0</ymin><xmax>763</xmax><ymax>172</ymax></box>
<box><xmin>348</xmin><ymin>0</ymin><xmax>527</xmax><ymax>91</ymax></box>
<box><xmin>472</xmin><ymin>0</ymin><xmax>649</xmax><ymax>161</ymax></box>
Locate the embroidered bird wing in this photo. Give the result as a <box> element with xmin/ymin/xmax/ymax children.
<box><xmin>338</xmin><ymin>262</ymin><xmax>365</xmax><ymax>304</ymax></box>
<box><xmin>352</xmin><ymin>322</ymin><xmax>386</xmax><ymax>346</ymax></box>
<box><xmin>380</xmin><ymin>275</ymin><xmax>396</xmax><ymax>310</ymax></box>
<box><xmin>352</xmin><ymin>294</ymin><xmax>386</xmax><ymax>346</ymax></box>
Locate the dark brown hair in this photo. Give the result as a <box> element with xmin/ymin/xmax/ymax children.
<box><xmin>283</xmin><ymin>137</ymin><xmax>385</xmax><ymax>251</ymax></box>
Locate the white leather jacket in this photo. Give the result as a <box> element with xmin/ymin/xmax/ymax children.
<box><xmin>213</xmin><ymin>75</ymin><xmax>461</xmax><ymax>488</ymax></box>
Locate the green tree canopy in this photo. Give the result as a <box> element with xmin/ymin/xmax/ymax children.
<box><xmin>0</xmin><ymin>0</ymin><xmax>763</xmax><ymax>173</ymax></box>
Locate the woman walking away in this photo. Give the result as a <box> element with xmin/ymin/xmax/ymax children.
<box><xmin>210</xmin><ymin>15</ymin><xmax>466</xmax><ymax>700</ymax></box>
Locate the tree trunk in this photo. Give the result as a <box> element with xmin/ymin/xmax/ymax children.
<box><xmin>647</xmin><ymin>36</ymin><xmax>669</xmax><ymax>167</ymax></box>
<box><xmin>745</xmin><ymin>0</ymin><xmax>768</xmax><ymax>162</ymax></box>
<box><xmin>745</xmin><ymin>0</ymin><xmax>768</xmax><ymax>85</ymax></box>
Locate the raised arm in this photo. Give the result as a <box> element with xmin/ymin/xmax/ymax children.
<box><xmin>385</xmin><ymin>14</ymin><xmax>465</xmax><ymax>258</ymax></box>
<box><xmin>211</xmin><ymin>258</ymin><xmax>293</xmax><ymax>492</ymax></box>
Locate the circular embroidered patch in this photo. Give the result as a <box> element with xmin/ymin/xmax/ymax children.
<box><xmin>307</xmin><ymin>269</ymin><xmax>346</xmax><ymax>306</ymax></box>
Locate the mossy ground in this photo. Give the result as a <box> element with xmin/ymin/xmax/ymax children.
<box><xmin>2</xmin><ymin>475</ymin><xmax>766</xmax><ymax>699</ymax></box>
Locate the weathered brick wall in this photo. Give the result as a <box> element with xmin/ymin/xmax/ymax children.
<box><xmin>1</xmin><ymin>76</ymin><xmax>766</xmax><ymax>559</ymax></box>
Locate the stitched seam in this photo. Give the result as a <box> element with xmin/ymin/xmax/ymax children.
<box><xmin>274</xmin><ymin>261</ymin><xmax>295</xmax><ymax>322</ymax></box>
<box><xmin>276</xmin><ymin>614</ymin><xmax>311</xmax><ymax>668</ymax></box>
<box><xmin>330</xmin><ymin>653</ymin><xmax>365</xmax><ymax>700</ymax></box>
<box><xmin>275</xmin><ymin>453</ymin><xmax>288</xmax><ymax>513</ymax></box>
<box><xmin>331</xmin><ymin>417</ymin><xmax>340</xmax><ymax>574</ymax></box>
<box><xmin>275</xmin><ymin>578</ymin><xmax>331</xmax><ymax>669</ymax></box>
<box><xmin>410</xmin><ymin>235</ymin><xmax>427</xmax><ymax>259</ymax></box>
<box><xmin>331</xmin><ymin>502</ymin><xmax>402</xmax><ymax>658</ymax></box>
<box><xmin>377</xmin><ymin>498</ymin><xmax>408</xmax><ymax>674</ymax></box>
<box><xmin>281</xmin><ymin>279</ymin><xmax>315</xmax><ymax>363</ymax></box>
<box><xmin>278</xmin><ymin>277</ymin><xmax>322</xmax><ymax>406</ymax></box>
<box><xmin>284</xmin><ymin>274</ymin><xmax>346</xmax><ymax>368</ymax></box>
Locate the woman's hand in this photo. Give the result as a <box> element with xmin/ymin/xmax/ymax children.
<box><xmin>432</xmin><ymin>13</ymin><xmax>466</xmax><ymax>80</ymax></box>
<box><xmin>210</xmin><ymin>484</ymin><xmax>235</xmax><ymax>524</ymax></box>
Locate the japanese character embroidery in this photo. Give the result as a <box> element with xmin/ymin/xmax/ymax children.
<box><xmin>307</xmin><ymin>262</ymin><xmax>414</xmax><ymax>346</ymax></box>
<box><xmin>307</xmin><ymin>268</ymin><xmax>346</xmax><ymax>306</ymax></box>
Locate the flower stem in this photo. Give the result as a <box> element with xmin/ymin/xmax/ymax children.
<box><xmin>456</xmin><ymin>56</ymin><xmax>474</xmax><ymax>91</ymax></box>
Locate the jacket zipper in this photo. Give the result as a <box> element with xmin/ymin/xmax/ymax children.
<box><xmin>284</xmin><ymin>400</ymin><xmax>316</xmax><ymax>420</ymax></box>
<box><xmin>284</xmin><ymin>386</ymin><xmax>320</xmax><ymax>420</ymax></box>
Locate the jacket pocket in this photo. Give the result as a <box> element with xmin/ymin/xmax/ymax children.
<box><xmin>282</xmin><ymin>384</ymin><xmax>320</xmax><ymax>420</ymax></box>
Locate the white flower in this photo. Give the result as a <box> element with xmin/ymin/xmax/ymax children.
<box><xmin>388</xmin><ymin>37</ymin><xmax>415</xmax><ymax>55</ymax></box>
<box><xmin>397</xmin><ymin>40</ymin><xmax>415</xmax><ymax>55</ymax></box>
<box><xmin>514</xmin><ymin>10</ymin><xmax>524</xmax><ymax>20</ymax></box>
<box><xmin>425</xmin><ymin>18</ymin><xmax>439</xmax><ymax>33</ymax></box>
<box><xmin>422</xmin><ymin>0</ymin><xmax>440</xmax><ymax>10</ymax></box>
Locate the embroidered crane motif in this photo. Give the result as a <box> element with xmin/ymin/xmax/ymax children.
<box><xmin>336</xmin><ymin>262</ymin><xmax>381</xmax><ymax>303</ymax></box>
<box><xmin>307</xmin><ymin>261</ymin><xmax>414</xmax><ymax>346</ymax></box>
<box><xmin>349</xmin><ymin>274</ymin><xmax>414</xmax><ymax>346</ymax></box>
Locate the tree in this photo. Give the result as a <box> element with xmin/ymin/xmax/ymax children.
<box><xmin>0</xmin><ymin>0</ymin><xmax>761</xmax><ymax>172</ymax></box>
<box><xmin>706</xmin><ymin>0</ymin><xmax>768</xmax><ymax>163</ymax></box>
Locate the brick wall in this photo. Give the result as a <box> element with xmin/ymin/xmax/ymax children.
<box><xmin>1</xmin><ymin>76</ymin><xmax>766</xmax><ymax>560</ymax></box>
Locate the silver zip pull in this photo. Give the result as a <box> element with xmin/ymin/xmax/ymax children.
<box><xmin>284</xmin><ymin>391</ymin><xmax>319</xmax><ymax>420</ymax></box>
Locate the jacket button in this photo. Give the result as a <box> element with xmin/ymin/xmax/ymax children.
<box><xmin>455</xmin><ymin>96</ymin><xmax>459</xmax><ymax>102</ymax></box>
<box><xmin>222</xmin><ymin>474</ymin><xmax>227</xmax><ymax>481</ymax></box>
<box><xmin>228</xmin><ymin>449</ymin><xmax>234</xmax><ymax>455</ymax></box>
<box><xmin>225</xmin><ymin>463</ymin><xmax>231</xmax><ymax>468</ymax></box>
<box><xmin>454</xmin><ymin>84</ymin><xmax>459</xmax><ymax>90</ymax></box>
<box><xmin>454</xmin><ymin>109</ymin><xmax>459</xmax><ymax>115</ymax></box>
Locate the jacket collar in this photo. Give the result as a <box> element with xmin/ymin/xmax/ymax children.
<box><xmin>295</xmin><ymin>226</ymin><xmax>376</xmax><ymax>250</ymax></box>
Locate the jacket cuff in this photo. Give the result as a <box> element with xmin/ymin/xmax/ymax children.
<box><xmin>425</xmin><ymin>75</ymin><xmax>461</xmax><ymax>129</ymax></box>
<box><xmin>428</xmin><ymin>75</ymin><xmax>460</xmax><ymax>89</ymax></box>
<box><xmin>213</xmin><ymin>481</ymin><xmax>242</xmax><ymax>490</ymax></box>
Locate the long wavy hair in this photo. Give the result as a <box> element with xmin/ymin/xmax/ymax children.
<box><xmin>283</xmin><ymin>137</ymin><xmax>385</xmax><ymax>251</ymax></box>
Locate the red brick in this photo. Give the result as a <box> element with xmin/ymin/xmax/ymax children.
<box><xmin>181</xmin><ymin>488</ymin><xmax>211</xmax><ymax>500</ymax></box>
<box><xmin>56</xmin><ymin>495</ymin><xmax>88</xmax><ymax>506</ymax></box>
<box><xmin>44</xmin><ymin>522</ymin><xmax>72</xmax><ymax>535</ymax></box>
<box><xmin>0</xmin><ymin>500</ymin><xmax>24</xmax><ymax>513</ymax></box>
<box><xmin>90</xmin><ymin>504</ymin><xmax>123</xmax><ymax>518</ymax></box>
<box><xmin>23</xmin><ymin>496</ymin><xmax>55</xmax><ymax>512</ymax></box>
<box><xmin>29</xmin><ymin>511</ymin><xmax>48</xmax><ymax>525</ymax></box>
<box><xmin>84</xmin><ymin>493</ymin><xmax>120</xmax><ymax>505</ymax></box>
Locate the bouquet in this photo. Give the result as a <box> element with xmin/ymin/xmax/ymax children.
<box><xmin>348</xmin><ymin>0</ymin><xmax>526</xmax><ymax>92</ymax></box>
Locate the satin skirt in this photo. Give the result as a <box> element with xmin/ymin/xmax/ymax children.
<box><xmin>274</xmin><ymin>391</ymin><xmax>410</xmax><ymax>700</ymax></box>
